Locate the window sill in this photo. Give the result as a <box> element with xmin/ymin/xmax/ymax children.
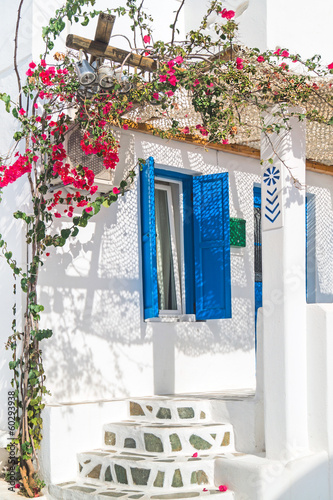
<box><xmin>146</xmin><ymin>314</ymin><xmax>196</xmax><ymax>323</ymax></box>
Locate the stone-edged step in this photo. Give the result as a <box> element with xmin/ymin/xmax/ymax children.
<box><xmin>77</xmin><ymin>450</ymin><xmax>229</xmax><ymax>489</ymax></box>
<box><xmin>103</xmin><ymin>422</ymin><xmax>234</xmax><ymax>456</ymax></box>
<box><xmin>129</xmin><ymin>400</ymin><xmax>212</xmax><ymax>424</ymax></box>
<box><xmin>49</xmin><ymin>482</ymin><xmax>234</xmax><ymax>500</ymax></box>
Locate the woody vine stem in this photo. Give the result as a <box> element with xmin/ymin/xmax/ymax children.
<box><xmin>1</xmin><ymin>0</ymin><xmax>333</xmax><ymax>496</ymax></box>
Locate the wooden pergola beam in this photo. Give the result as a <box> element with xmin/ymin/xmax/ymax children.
<box><xmin>90</xmin><ymin>13</ymin><xmax>116</xmax><ymax>64</ymax></box>
<box><xmin>66</xmin><ymin>34</ymin><xmax>157</xmax><ymax>72</ymax></box>
<box><xmin>120</xmin><ymin>120</ymin><xmax>333</xmax><ymax>176</ymax></box>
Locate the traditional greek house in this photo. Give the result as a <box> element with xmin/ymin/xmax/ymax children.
<box><xmin>1</xmin><ymin>1</ymin><xmax>333</xmax><ymax>499</ymax></box>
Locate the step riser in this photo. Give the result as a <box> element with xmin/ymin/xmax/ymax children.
<box><xmin>103</xmin><ymin>424</ymin><xmax>234</xmax><ymax>456</ymax></box>
<box><xmin>78</xmin><ymin>454</ymin><xmax>215</xmax><ymax>489</ymax></box>
<box><xmin>49</xmin><ymin>483</ymin><xmax>235</xmax><ymax>500</ymax></box>
<box><xmin>129</xmin><ymin>401</ymin><xmax>212</xmax><ymax>424</ymax></box>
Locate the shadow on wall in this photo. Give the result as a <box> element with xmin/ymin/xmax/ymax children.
<box><xmin>38</xmin><ymin>137</ymin><xmax>260</xmax><ymax>401</ymax></box>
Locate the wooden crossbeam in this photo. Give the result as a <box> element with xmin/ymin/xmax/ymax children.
<box><xmin>66</xmin><ymin>34</ymin><xmax>157</xmax><ymax>72</ymax></box>
<box><xmin>90</xmin><ymin>13</ymin><xmax>116</xmax><ymax>64</ymax></box>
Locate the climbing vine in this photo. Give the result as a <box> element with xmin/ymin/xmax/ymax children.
<box><xmin>1</xmin><ymin>0</ymin><xmax>332</xmax><ymax>496</ymax></box>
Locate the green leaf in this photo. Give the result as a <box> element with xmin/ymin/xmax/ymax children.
<box><xmin>12</xmin><ymin>108</ymin><xmax>18</xmax><ymax>118</ymax></box>
<box><xmin>34</xmin><ymin>329</ymin><xmax>53</xmax><ymax>341</ymax></box>
<box><xmin>72</xmin><ymin>227</ymin><xmax>79</xmax><ymax>237</ymax></box>
<box><xmin>81</xmin><ymin>15</ymin><xmax>89</xmax><ymax>26</ymax></box>
<box><xmin>78</xmin><ymin>218</ymin><xmax>88</xmax><ymax>227</ymax></box>
<box><xmin>0</xmin><ymin>93</ymin><xmax>11</xmax><ymax>112</ymax></box>
<box><xmin>61</xmin><ymin>229</ymin><xmax>71</xmax><ymax>239</ymax></box>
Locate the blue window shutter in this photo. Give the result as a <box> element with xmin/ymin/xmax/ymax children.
<box><xmin>193</xmin><ymin>173</ymin><xmax>232</xmax><ymax>320</ymax></box>
<box><xmin>140</xmin><ymin>157</ymin><xmax>158</xmax><ymax>319</ymax></box>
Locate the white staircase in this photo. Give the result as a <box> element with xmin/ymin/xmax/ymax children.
<box><xmin>48</xmin><ymin>398</ymin><xmax>242</xmax><ymax>500</ymax></box>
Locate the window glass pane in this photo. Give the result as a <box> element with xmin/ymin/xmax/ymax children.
<box><xmin>155</xmin><ymin>188</ymin><xmax>177</xmax><ymax>310</ymax></box>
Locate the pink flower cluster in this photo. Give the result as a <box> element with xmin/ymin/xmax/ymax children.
<box><xmin>274</xmin><ymin>49</ymin><xmax>289</xmax><ymax>58</ymax></box>
<box><xmin>236</xmin><ymin>57</ymin><xmax>243</xmax><ymax>70</ymax></box>
<box><xmin>196</xmin><ymin>124</ymin><xmax>209</xmax><ymax>136</ymax></box>
<box><xmin>0</xmin><ymin>153</ymin><xmax>32</xmax><ymax>187</ymax></box>
<box><xmin>50</xmin><ymin>143</ymin><xmax>98</xmax><ymax>199</ymax></box>
<box><xmin>80</xmin><ymin>131</ymin><xmax>120</xmax><ymax>170</ymax></box>
<box><xmin>158</xmin><ymin>56</ymin><xmax>183</xmax><ymax>89</ymax></box>
<box><xmin>220</xmin><ymin>8</ymin><xmax>235</xmax><ymax>19</ymax></box>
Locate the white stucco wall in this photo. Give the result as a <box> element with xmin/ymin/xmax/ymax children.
<box><xmin>1</xmin><ymin>0</ymin><xmax>333</xmax><ymax>448</ymax></box>
<box><xmin>37</xmin><ymin>132</ymin><xmax>259</xmax><ymax>403</ymax></box>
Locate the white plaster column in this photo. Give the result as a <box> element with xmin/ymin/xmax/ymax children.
<box><xmin>261</xmin><ymin>106</ymin><xmax>308</xmax><ymax>460</ymax></box>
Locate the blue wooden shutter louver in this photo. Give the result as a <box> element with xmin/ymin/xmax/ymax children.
<box><xmin>140</xmin><ymin>157</ymin><xmax>159</xmax><ymax>319</ymax></box>
<box><xmin>193</xmin><ymin>173</ymin><xmax>232</xmax><ymax>320</ymax></box>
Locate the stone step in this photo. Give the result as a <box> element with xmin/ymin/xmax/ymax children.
<box><xmin>48</xmin><ymin>482</ymin><xmax>234</xmax><ymax>500</ymax></box>
<box><xmin>128</xmin><ymin>400</ymin><xmax>212</xmax><ymax>424</ymax></box>
<box><xmin>103</xmin><ymin>422</ymin><xmax>234</xmax><ymax>456</ymax></box>
<box><xmin>77</xmin><ymin>450</ymin><xmax>230</xmax><ymax>489</ymax></box>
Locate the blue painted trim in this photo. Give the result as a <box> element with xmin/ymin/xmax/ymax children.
<box><xmin>155</xmin><ymin>168</ymin><xmax>195</xmax><ymax>314</ymax></box>
<box><xmin>253</xmin><ymin>186</ymin><xmax>261</xmax><ymax>208</ymax></box>
<box><xmin>193</xmin><ymin>173</ymin><xmax>232</xmax><ymax>320</ymax></box>
<box><xmin>140</xmin><ymin>157</ymin><xmax>159</xmax><ymax>320</ymax></box>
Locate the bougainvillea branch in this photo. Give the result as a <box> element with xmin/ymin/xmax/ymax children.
<box><xmin>1</xmin><ymin>0</ymin><xmax>333</xmax><ymax>496</ymax></box>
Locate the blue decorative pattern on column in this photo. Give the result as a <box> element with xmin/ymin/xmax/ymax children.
<box><xmin>263</xmin><ymin>167</ymin><xmax>281</xmax><ymax>223</ymax></box>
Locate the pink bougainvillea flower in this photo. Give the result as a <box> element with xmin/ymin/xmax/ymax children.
<box><xmin>281</xmin><ymin>50</ymin><xmax>289</xmax><ymax>57</ymax></box>
<box><xmin>203</xmin><ymin>488</ymin><xmax>208</xmax><ymax>492</ymax></box>
<box><xmin>159</xmin><ymin>74</ymin><xmax>167</xmax><ymax>83</ymax></box>
<box><xmin>113</xmin><ymin>187</ymin><xmax>120</xmax><ymax>194</ymax></box>
<box><xmin>85</xmin><ymin>206</ymin><xmax>93</xmax><ymax>213</ymax></box>
<box><xmin>35</xmin><ymin>116</ymin><xmax>41</xmax><ymax>122</ymax></box>
<box><xmin>165</xmin><ymin>90</ymin><xmax>174</xmax><ymax>97</ymax></box>
<box><xmin>29</xmin><ymin>62</ymin><xmax>36</xmax><ymax>69</ymax></box>
<box><xmin>168</xmin><ymin>75</ymin><xmax>178</xmax><ymax>86</ymax></box>
<box><xmin>192</xmin><ymin>452</ymin><xmax>198</xmax><ymax>457</ymax></box>
<box><xmin>41</xmin><ymin>134</ymin><xmax>47</xmax><ymax>140</ymax></box>
<box><xmin>236</xmin><ymin>57</ymin><xmax>243</xmax><ymax>69</ymax></box>
<box><xmin>167</xmin><ymin>60</ymin><xmax>175</xmax><ymax>69</ymax></box>
<box><xmin>222</xmin><ymin>139</ymin><xmax>229</xmax><ymax>144</ymax></box>
<box><xmin>153</xmin><ymin>93</ymin><xmax>160</xmax><ymax>100</ymax></box>
<box><xmin>143</xmin><ymin>34</ymin><xmax>151</xmax><ymax>44</ymax></box>
<box><xmin>123</xmin><ymin>124</ymin><xmax>129</xmax><ymax>130</ymax></box>
<box><xmin>32</xmin><ymin>156</ymin><xmax>38</xmax><ymax>162</ymax></box>
<box><xmin>279</xmin><ymin>62</ymin><xmax>288</xmax><ymax>70</ymax></box>
<box><xmin>33</xmin><ymin>103</ymin><xmax>38</xmax><ymax>109</ymax></box>
<box><xmin>193</xmin><ymin>79</ymin><xmax>200</xmax><ymax>86</ymax></box>
<box><xmin>328</xmin><ymin>62</ymin><xmax>333</xmax><ymax>70</ymax></box>
<box><xmin>257</xmin><ymin>55</ymin><xmax>265</xmax><ymax>63</ymax></box>
<box><xmin>54</xmin><ymin>212</ymin><xmax>61</xmax><ymax>218</ymax></box>
<box><xmin>274</xmin><ymin>48</ymin><xmax>281</xmax><ymax>56</ymax></box>
<box><xmin>14</xmin><ymin>483</ymin><xmax>20</xmax><ymax>489</ymax></box>
<box><xmin>181</xmin><ymin>127</ymin><xmax>190</xmax><ymax>134</ymax></box>
<box><xmin>218</xmin><ymin>485</ymin><xmax>228</xmax><ymax>492</ymax></box>
<box><xmin>220</xmin><ymin>8</ymin><xmax>235</xmax><ymax>19</ymax></box>
<box><xmin>19</xmin><ymin>108</ymin><xmax>25</xmax><ymax>115</ymax></box>
<box><xmin>145</xmin><ymin>51</ymin><xmax>150</xmax><ymax>56</ymax></box>
<box><xmin>40</xmin><ymin>59</ymin><xmax>46</xmax><ymax>67</ymax></box>
<box><xmin>174</xmin><ymin>56</ymin><xmax>183</xmax><ymax>64</ymax></box>
<box><xmin>26</xmin><ymin>68</ymin><xmax>34</xmax><ymax>77</ymax></box>
<box><xmin>45</xmin><ymin>253</ymin><xmax>50</xmax><ymax>257</ymax></box>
